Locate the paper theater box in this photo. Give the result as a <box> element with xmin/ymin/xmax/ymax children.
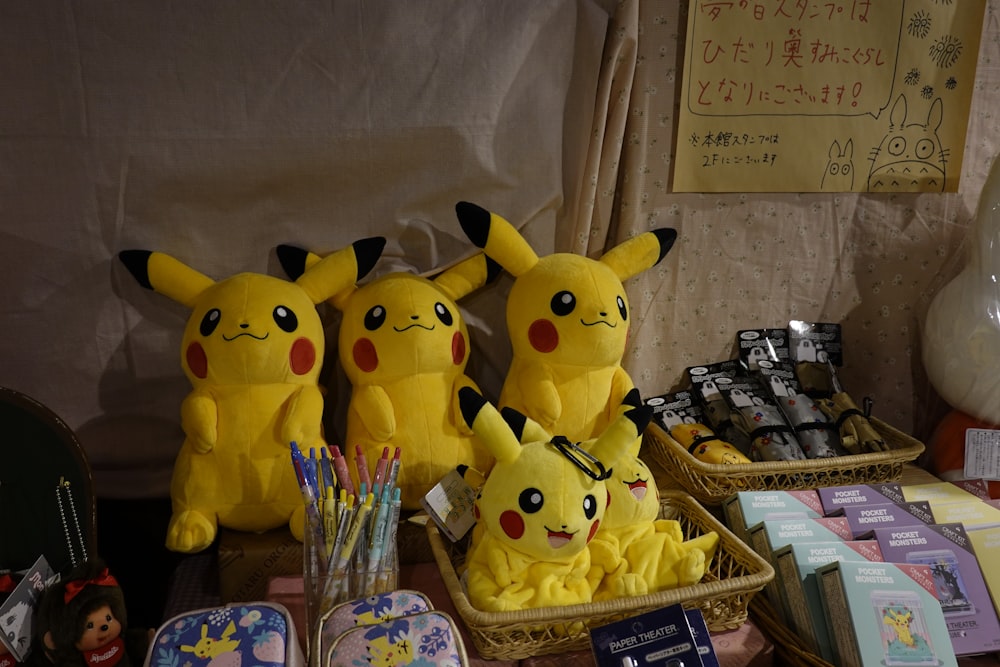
<box><xmin>217</xmin><ymin>527</ymin><xmax>303</xmax><ymax>603</ymax></box>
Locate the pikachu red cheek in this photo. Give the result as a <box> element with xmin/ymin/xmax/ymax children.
<box><xmin>499</xmin><ymin>510</ymin><xmax>525</xmax><ymax>540</ymax></box>
<box><xmin>187</xmin><ymin>342</ymin><xmax>208</xmax><ymax>379</ymax></box>
<box><xmin>452</xmin><ymin>331</ymin><xmax>466</xmax><ymax>365</ymax></box>
<box><xmin>289</xmin><ymin>337</ymin><xmax>316</xmax><ymax>375</ymax></box>
<box><xmin>587</xmin><ymin>520</ymin><xmax>600</xmax><ymax>543</ymax></box>
<box><xmin>528</xmin><ymin>319</ymin><xmax>558</xmax><ymax>353</ymax></box>
<box><xmin>353</xmin><ymin>337</ymin><xmax>378</xmax><ymax>373</ymax></box>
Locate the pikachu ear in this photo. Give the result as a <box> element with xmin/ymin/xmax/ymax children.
<box><xmin>455</xmin><ymin>201</ymin><xmax>539</xmax><ymax>278</ymax></box>
<box><xmin>587</xmin><ymin>403</ymin><xmax>652</xmax><ymax>469</ymax></box>
<box><xmin>600</xmin><ymin>228</ymin><xmax>677</xmax><ymax>282</ymax></box>
<box><xmin>458</xmin><ymin>387</ymin><xmax>522</xmax><ymax>464</ymax></box>
<box><xmin>500</xmin><ymin>406</ymin><xmax>551</xmax><ymax>444</ymax></box>
<box><xmin>118</xmin><ymin>250</ymin><xmax>215</xmax><ymax>309</ymax></box>
<box><xmin>433</xmin><ymin>252</ymin><xmax>502</xmax><ymax>301</ymax></box>
<box><xmin>287</xmin><ymin>237</ymin><xmax>385</xmax><ymax>305</ymax></box>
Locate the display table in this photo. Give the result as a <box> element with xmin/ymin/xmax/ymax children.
<box><xmin>265</xmin><ymin>564</ymin><xmax>774</xmax><ymax>667</ymax></box>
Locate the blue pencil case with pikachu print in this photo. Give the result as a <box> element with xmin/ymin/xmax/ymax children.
<box><xmin>144</xmin><ymin>602</ymin><xmax>304</xmax><ymax>667</ymax></box>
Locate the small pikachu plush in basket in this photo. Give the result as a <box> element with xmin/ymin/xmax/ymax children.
<box><xmin>457</xmin><ymin>387</ymin><xmax>649</xmax><ymax>612</ymax></box>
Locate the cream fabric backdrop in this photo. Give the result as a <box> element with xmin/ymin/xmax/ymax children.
<box><xmin>2</xmin><ymin>0</ymin><xmax>997</xmax><ymax>498</ymax></box>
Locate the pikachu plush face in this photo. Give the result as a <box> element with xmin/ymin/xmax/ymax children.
<box><xmin>505</xmin><ymin>254</ymin><xmax>630</xmax><ymax>370</ymax></box>
<box><xmin>179</xmin><ymin>274</ymin><xmax>325</xmax><ymax>387</ymax></box>
<box><xmin>118</xmin><ymin>239</ymin><xmax>384</xmax><ymax>553</ymax></box>
<box><xmin>337</xmin><ymin>272</ymin><xmax>472</xmax><ymax>385</ymax></box>
<box><xmin>455</xmin><ymin>201</ymin><xmax>676</xmax><ymax>440</ymax></box>
<box><xmin>277</xmin><ymin>246</ymin><xmax>497</xmax><ymax>508</ymax></box>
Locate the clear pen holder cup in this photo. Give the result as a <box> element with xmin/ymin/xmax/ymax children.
<box><xmin>351</xmin><ymin>538</ymin><xmax>400</xmax><ymax>597</ymax></box>
<box><xmin>303</xmin><ymin>527</ymin><xmax>355</xmax><ymax>656</ymax></box>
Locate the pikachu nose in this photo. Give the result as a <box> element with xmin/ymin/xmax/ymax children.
<box><xmin>240</xmin><ymin>323</ymin><xmax>249</xmax><ymax>328</ymax></box>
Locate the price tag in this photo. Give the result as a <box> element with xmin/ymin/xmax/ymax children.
<box><xmin>420</xmin><ymin>468</ymin><xmax>482</xmax><ymax>542</ymax></box>
<box><xmin>964</xmin><ymin>428</ymin><xmax>1000</xmax><ymax>480</ymax></box>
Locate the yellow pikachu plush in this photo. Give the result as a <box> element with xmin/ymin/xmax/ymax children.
<box><xmin>589</xmin><ymin>389</ymin><xmax>719</xmax><ymax>601</ymax></box>
<box><xmin>118</xmin><ymin>239</ymin><xmax>385</xmax><ymax>553</ymax></box>
<box><xmin>457</xmin><ymin>386</ymin><xmax>651</xmax><ymax>612</ymax></box>
<box><xmin>277</xmin><ymin>246</ymin><xmax>498</xmax><ymax>509</ymax></box>
<box><xmin>454</xmin><ymin>201</ymin><xmax>677</xmax><ymax>442</ymax></box>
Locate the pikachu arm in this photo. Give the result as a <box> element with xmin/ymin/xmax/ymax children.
<box><xmin>517</xmin><ymin>363</ymin><xmax>561</xmax><ymax>430</ymax></box>
<box><xmin>281</xmin><ymin>385</ymin><xmax>325</xmax><ymax>447</ymax></box>
<box><xmin>652</xmin><ymin>518</ymin><xmax>685</xmax><ymax>542</ymax></box>
<box><xmin>450</xmin><ymin>374</ymin><xmax>481</xmax><ymax>435</ymax></box>
<box><xmin>181</xmin><ymin>389</ymin><xmax>217</xmax><ymax>454</ymax></box>
<box><xmin>351</xmin><ymin>384</ymin><xmax>396</xmax><ymax>442</ymax></box>
<box><xmin>609</xmin><ymin>367</ymin><xmax>638</xmax><ymax>415</ymax></box>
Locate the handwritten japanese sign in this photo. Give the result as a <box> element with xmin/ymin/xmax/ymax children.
<box><xmin>674</xmin><ymin>0</ymin><xmax>985</xmax><ymax>192</ymax></box>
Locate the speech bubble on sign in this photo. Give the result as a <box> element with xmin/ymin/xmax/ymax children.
<box><xmin>684</xmin><ymin>1</ymin><xmax>903</xmax><ymax>119</ymax></box>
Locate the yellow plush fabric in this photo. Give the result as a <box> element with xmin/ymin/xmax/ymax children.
<box><xmin>590</xmin><ymin>445</ymin><xmax>720</xmax><ymax>600</ymax></box>
<box><xmin>457</xmin><ymin>386</ymin><xmax>650</xmax><ymax>612</ymax></box>
<box><xmin>118</xmin><ymin>239</ymin><xmax>384</xmax><ymax>553</ymax></box>
<box><xmin>455</xmin><ymin>201</ymin><xmax>677</xmax><ymax>443</ymax></box>
<box><xmin>278</xmin><ymin>246</ymin><xmax>497</xmax><ymax>509</ymax></box>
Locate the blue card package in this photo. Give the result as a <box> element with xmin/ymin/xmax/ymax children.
<box><xmin>590</xmin><ymin>603</ymin><xmax>704</xmax><ymax>667</ymax></box>
<box><xmin>684</xmin><ymin>609</ymin><xmax>719</xmax><ymax>667</ymax></box>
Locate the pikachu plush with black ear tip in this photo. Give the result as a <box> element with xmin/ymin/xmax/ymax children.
<box><xmin>277</xmin><ymin>245</ymin><xmax>499</xmax><ymax>509</ymax></box>
<box><xmin>117</xmin><ymin>238</ymin><xmax>385</xmax><ymax>553</ymax></box>
<box><xmin>454</xmin><ymin>201</ymin><xmax>677</xmax><ymax>442</ymax></box>
<box><xmin>457</xmin><ymin>386</ymin><xmax>650</xmax><ymax>613</ymax></box>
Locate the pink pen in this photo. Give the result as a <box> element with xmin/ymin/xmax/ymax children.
<box><xmin>372</xmin><ymin>446</ymin><xmax>390</xmax><ymax>489</ymax></box>
<box><xmin>354</xmin><ymin>443</ymin><xmax>372</xmax><ymax>491</ymax></box>
<box><xmin>329</xmin><ymin>445</ymin><xmax>356</xmax><ymax>498</ymax></box>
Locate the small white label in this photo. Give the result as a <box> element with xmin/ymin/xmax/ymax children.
<box><xmin>420</xmin><ymin>469</ymin><xmax>480</xmax><ymax>541</ymax></box>
<box><xmin>964</xmin><ymin>428</ymin><xmax>1000</xmax><ymax>480</ymax></box>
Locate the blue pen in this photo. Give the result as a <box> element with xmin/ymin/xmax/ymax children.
<box><xmin>289</xmin><ymin>442</ymin><xmax>326</xmax><ymax>553</ymax></box>
<box><xmin>305</xmin><ymin>448</ymin><xmax>320</xmax><ymax>497</ymax></box>
<box><xmin>364</xmin><ymin>484</ymin><xmax>393</xmax><ymax>593</ymax></box>
<box><xmin>319</xmin><ymin>446</ymin><xmax>336</xmax><ymax>497</ymax></box>
<box><xmin>376</xmin><ymin>486</ymin><xmax>402</xmax><ymax>589</ymax></box>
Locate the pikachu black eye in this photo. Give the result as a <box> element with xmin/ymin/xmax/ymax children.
<box><xmin>550</xmin><ymin>291</ymin><xmax>576</xmax><ymax>316</ymax></box>
<box><xmin>519</xmin><ymin>488</ymin><xmax>543</xmax><ymax>513</ymax></box>
<box><xmin>616</xmin><ymin>295</ymin><xmax>627</xmax><ymax>321</ymax></box>
<box><xmin>364</xmin><ymin>305</ymin><xmax>387</xmax><ymax>331</ymax></box>
<box><xmin>273</xmin><ymin>305</ymin><xmax>298</xmax><ymax>332</ymax></box>
<box><xmin>200</xmin><ymin>309</ymin><xmax>221</xmax><ymax>337</ymax></box>
<box><xmin>583</xmin><ymin>494</ymin><xmax>597</xmax><ymax>519</ymax></box>
<box><xmin>434</xmin><ymin>302</ymin><xmax>453</xmax><ymax>326</ymax></box>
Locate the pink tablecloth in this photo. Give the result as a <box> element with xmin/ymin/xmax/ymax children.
<box><xmin>266</xmin><ymin>564</ymin><xmax>773</xmax><ymax>667</ymax></box>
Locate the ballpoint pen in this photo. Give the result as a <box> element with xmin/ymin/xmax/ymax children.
<box><xmin>289</xmin><ymin>442</ymin><xmax>326</xmax><ymax>555</ymax></box>
<box><xmin>319</xmin><ymin>446</ymin><xmax>336</xmax><ymax>499</ymax></box>
<box><xmin>332</xmin><ymin>493</ymin><xmax>374</xmax><ymax>594</ymax></box>
<box><xmin>323</xmin><ymin>486</ymin><xmax>337</xmax><ymax>560</ymax></box>
<box><xmin>372</xmin><ymin>446</ymin><xmax>390</xmax><ymax>489</ymax></box>
<box><xmin>364</xmin><ymin>484</ymin><xmax>393</xmax><ymax>593</ymax></box>
<box><xmin>385</xmin><ymin>447</ymin><xmax>402</xmax><ymax>491</ymax></box>
<box><xmin>329</xmin><ymin>445</ymin><xmax>356</xmax><ymax>497</ymax></box>
<box><xmin>376</xmin><ymin>486</ymin><xmax>402</xmax><ymax>590</ymax></box>
<box><xmin>355</xmin><ymin>443</ymin><xmax>372</xmax><ymax>491</ymax></box>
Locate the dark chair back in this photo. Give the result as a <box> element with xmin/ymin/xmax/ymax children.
<box><xmin>0</xmin><ymin>387</ymin><xmax>96</xmax><ymax>575</ymax></box>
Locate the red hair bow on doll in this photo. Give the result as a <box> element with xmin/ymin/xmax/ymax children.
<box><xmin>63</xmin><ymin>568</ymin><xmax>118</xmax><ymax>603</ymax></box>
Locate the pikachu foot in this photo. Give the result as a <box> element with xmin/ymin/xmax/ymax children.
<box><xmin>289</xmin><ymin>504</ymin><xmax>305</xmax><ymax>542</ymax></box>
<box><xmin>166</xmin><ymin>510</ymin><xmax>217</xmax><ymax>553</ymax></box>
<box><xmin>677</xmin><ymin>548</ymin><xmax>707</xmax><ymax>587</ymax></box>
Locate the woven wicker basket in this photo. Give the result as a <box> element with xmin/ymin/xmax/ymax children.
<box><xmin>643</xmin><ymin>418</ymin><xmax>925</xmax><ymax>506</ymax></box>
<box><xmin>426</xmin><ymin>490</ymin><xmax>774</xmax><ymax>660</ymax></box>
